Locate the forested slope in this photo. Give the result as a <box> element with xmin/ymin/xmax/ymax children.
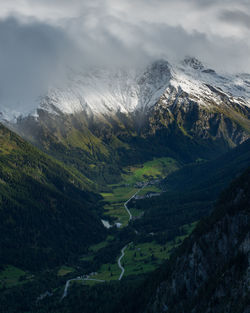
<box><xmin>131</xmin><ymin>140</ymin><xmax>250</xmax><ymax>236</ymax></box>
<box><xmin>0</xmin><ymin>124</ymin><xmax>106</xmax><ymax>270</ymax></box>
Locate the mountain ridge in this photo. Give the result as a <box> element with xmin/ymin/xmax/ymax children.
<box><xmin>4</xmin><ymin>57</ymin><xmax>249</xmax><ymax>185</ymax></box>
<box><xmin>144</xmin><ymin>167</ymin><xmax>250</xmax><ymax>313</ymax></box>
<box><xmin>1</xmin><ymin>58</ymin><xmax>250</xmax><ymax>122</ymax></box>
<box><xmin>0</xmin><ymin>123</ymin><xmax>106</xmax><ymax>270</ymax></box>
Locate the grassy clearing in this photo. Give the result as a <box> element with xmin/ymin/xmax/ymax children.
<box><xmin>57</xmin><ymin>266</ymin><xmax>75</xmax><ymax>277</ymax></box>
<box><xmin>103</xmin><ymin>203</ymin><xmax>130</xmax><ymax>226</ymax></box>
<box><xmin>101</xmin><ymin>186</ymin><xmax>139</xmax><ymax>203</ymax></box>
<box><xmin>101</xmin><ymin>157</ymin><xmax>179</xmax><ymax>226</ymax></box>
<box><xmin>0</xmin><ymin>265</ymin><xmax>32</xmax><ymax>288</ymax></box>
<box><xmin>87</xmin><ymin>221</ymin><xmax>198</xmax><ymax>285</ymax></box>
<box><xmin>85</xmin><ymin>263</ymin><xmax>121</xmax><ymax>283</ymax></box>
<box><xmin>82</xmin><ymin>157</ymin><xmax>186</xmax><ymax>285</ymax></box>
<box><xmin>122</xmin><ymin>241</ymin><xmax>176</xmax><ymax>277</ymax></box>
<box><xmin>121</xmin><ymin>157</ymin><xmax>180</xmax><ymax>185</ymax></box>
<box><xmin>101</xmin><ymin>187</ymin><xmax>139</xmax><ymax>227</ymax></box>
<box><xmin>137</xmin><ymin>185</ymin><xmax>162</xmax><ymax>196</ymax></box>
<box><xmin>86</xmin><ymin>240</ymin><xmax>175</xmax><ymax>284</ymax></box>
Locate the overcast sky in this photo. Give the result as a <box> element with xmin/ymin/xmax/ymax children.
<box><xmin>0</xmin><ymin>0</ymin><xmax>250</xmax><ymax>113</ymax></box>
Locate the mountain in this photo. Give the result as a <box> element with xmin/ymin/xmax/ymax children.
<box><xmin>1</xmin><ymin>57</ymin><xmax>250</xmax><ymax>120</ymax></box>
<box><xmin>2</xmin><ymin>58</ymin><xmax>250</xmax><ymax>184</ymax></box>
<box><xmin>0</xmin><ymin>57</ymin><xmax>249</xmax><ymax>313</ymax></box>
<box><xmin>129</xmin><ymin>139</ymin><xmax>250</xmax><ymax>237</ymax></box>
<box><xmin>29</xmin><ymin>167</ymin><xmax>250</xmax><ymax>313</ymax></box>
<box><xmin>0</xmin><ymin>123</ymin><xmax>106</xmax><ymax>270</ymax></box>
<box><xmin>138</xmin><ymin>167</ymin><xmax>250</xmax><ymax>313</ymax></box>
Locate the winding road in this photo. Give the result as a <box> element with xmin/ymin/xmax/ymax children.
<box><xmin>61</xmin><ymin>277</ymin><xmax>105</xmax><ymax>300</ymax></box>
<box><xmin>62</xmin><ymin>243</ymin><xmax>128</xmax><ymax>300</ymax></box>
<box><xmin>118</xmin><ymin>245</ymin><xmax>128</xmax><ymax>280</ymax></box>
<box><xmin>61</xmin><ymin>182</ymin><xmax>148</xmax><ymax>298</ymax></box>
<box><xmin>124</xmin><ymin>183</ymin><xmax>148</xmax><ymax>222</ymax></box>
<box><xmin>117</xmin><ymin>183</ymin><xmax>148</xmax><ymax>280</ymax></box>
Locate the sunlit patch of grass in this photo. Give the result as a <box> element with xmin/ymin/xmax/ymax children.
<box><xmin>57</xmin><ymin>266</ymin><xmax>75</xmax><ymax>277</ymax></box>
<box><xmin>0</xmin><ymin>265</ymin><xmax>33</xmax><ymax>288</ymax></box>
<box><xmin>88</xmin><ymin>263</ymin><xmax>121</xmax><ymax>282</ymax></box>
<box><xmin>101</xmin><ymin>187</ymin><xmax>139</xmax><ymax>226</ymax></box>
<box><xmin>101</xmin><ymin>187</ymin><xmax>139</xmax><ymax>203</ymax></box>
<box><xmin>122</xmin><ymin>242</ymin><xmax>173</xmax><ymax>277</ymax></box>
<box><xmin>103</xmin><ymin>203</ymin><xmax>130</xmax><ymax>227</ymax></box>
<box><xmin>121</xmin><ymin>157</ymin><xmax>180</xmax><ymax>185</ymax></box>
<box><xmin>83</xmin><ymin>221</ymin><xmax>198</xmax><ymax>286</ymax></box>
<box><xmin>101</xmin><ymin>157</ymin><xmax>179</xmax><ymax>226</ymax></box>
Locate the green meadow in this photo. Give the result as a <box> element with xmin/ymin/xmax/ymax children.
<box><xmin>85</xmin><ymin>222</ymin><xmax>197</xmax><ymax>285</ymax></box>
<box><xmin>0</xmin><ymin>265</ymin><xmax>33</xmax><ymax>288</ymax></box>
<box><xmin>101</xmin><ymin>157</ymin><xmax>180</xmax><ymax>226</ymax></box>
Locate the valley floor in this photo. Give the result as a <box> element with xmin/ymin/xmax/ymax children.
<box><xmin>0</xmin><ymin>156</ymin><xmax>197</xmax><ymax>307</ymax></box>
<box><xmin>58</xmin><ymin>157</ymin><xmax>196</xmax><ymax>294</ymax></box>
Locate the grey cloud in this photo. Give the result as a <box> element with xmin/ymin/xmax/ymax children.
<box><xmin>0</xmin><ymin>17</ymin><xmax>76</xmax><ymax>113</ymax></box>
<box><xmin>62</xmin><ymin>8</ymin><xmax>250</xmax><ymax>72</ymax></box>
<box><xmin>0</xmin><ymin>1</ymin><xmax>250</xmax><ymax>114</ymax></box>
<box><xmin>220</xmin><ymin>9</ymin><xmax>250</xmax><ymax>29</ymax></box>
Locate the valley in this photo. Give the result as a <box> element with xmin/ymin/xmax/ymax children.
<box><xmin>0</xmin><ymin>155</ymin><xmax>188</xmax><ymax>299</ymax></box>
<box><xmin>100</xmin><ymin>157</ymin><xmax>180</xmax><ymax>227</ymax></box>
<box><xmin>55</xmin><ymin>157</ymin><xmax>194</xmax><ymax>295</ymax></box>
<box><xmin>1</xmin><ymin>1</ymin><xmax>250</xmax><ymax>311</ymax></box>
<box><xmin>0</xmin><ymin>136</ymin><xmax>249</xmax><ymax>313</ymax></box>
<box><xmin>0</xmin><ymin>58</ymin><xmax>249</xmax><ymax>313</ymax></box>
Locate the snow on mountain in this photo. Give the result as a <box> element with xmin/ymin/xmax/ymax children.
<box><xmin>1</xmin><ymin>58</ymin><xmax>250</xmax><ymax>122</ymax></box>
<box><xmin>40</xmin><ymin>67</ymin><xmax>139</xmax><ymax>116</ymax></box>
<box><xmin>37</xmin><ymin>60</ymin><xmax>172</xmax><ymax>117</ymax></box>
<box><xmin>177</xmin><ymin>57</ymin><xmax>250</xmax><ymax>101</ymax></box>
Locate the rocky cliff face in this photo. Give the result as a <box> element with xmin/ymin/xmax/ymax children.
<box><xmin>146</xmin><ymin>84</ymin><xmax>250</xmax><ymax>145</ymax></box>
<box><xmin>145</xmin><ymin>168</ymin><xmax>250</xmax><ymax>313</ymax></box>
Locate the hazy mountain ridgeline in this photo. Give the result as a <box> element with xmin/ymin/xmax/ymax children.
<box><xmin>0</xmin><ymin>123</ymin><xmax>106</xmax><ymax>270</ymax></box>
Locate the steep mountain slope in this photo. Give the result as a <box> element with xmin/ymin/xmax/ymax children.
<box><xmin>1</xmin><ymin>57</ymin><xmax>250</xmax><ymax>120</ymax></box>
<box><xmin>131</xmin><ymin>139</ymin><xmax>250</xmax><ymax>235</ymax></box>
<box><xmin>2</xmin><ymin>58</ymin><xmax>249</xmax><ymax>183</ymax></box>
<box><xmin>132</xmin><ymin>167</ymin><xmax>250</xmax><ymax>313</ymax></box>
<box><xmin>163</xmin><ymin>139</ymin><xmax>250</xmax><ymax>194</ymax></box>
<box><xmin>0</xmin><ymin>123</ymin><xmax>106</xmax><ymax>270</ymax></box>
<box><xmin>27</xmin><ymin>167</ymin><xmax>250</xmax><ymax>313</ymax></box>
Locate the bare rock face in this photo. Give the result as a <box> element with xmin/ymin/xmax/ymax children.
<box><xmin>145</xmin><ymin>169</ymin><xmax>250</xmax><ymax>313</ymax></box>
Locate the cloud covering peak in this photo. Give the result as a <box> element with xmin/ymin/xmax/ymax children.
<box><xmin>0</xmin><ymin>0</ymin><xmax>250</xmax><ymax>113</ymax></box>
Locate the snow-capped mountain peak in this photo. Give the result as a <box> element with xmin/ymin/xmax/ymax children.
<box><xmin>0</xmin><ymin>58</ymin><xmax>250</xmax><ymax>122</ymax></box>
<box><xmin>182</xmin><ymin>56</ymin><xmax>205</xmax><ymax>70</ymax></box>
